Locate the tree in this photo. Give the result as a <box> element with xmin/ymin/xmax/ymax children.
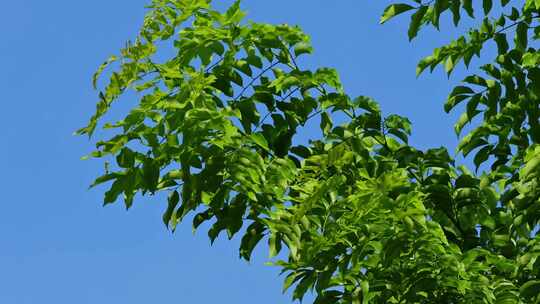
<box><xmin>79</xmin><ymin>0</ymin><xmax>540</xmax><ymax>302</ymax></box>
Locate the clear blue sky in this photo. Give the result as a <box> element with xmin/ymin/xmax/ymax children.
<box><xmin>1</xmin><ymin>1</ymin><xmax>482</xmax><ymax>303</ymax></box>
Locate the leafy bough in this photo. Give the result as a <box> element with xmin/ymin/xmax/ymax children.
<box><xmin>80</xmin><ymin>0</ymin><xmax>540</xmax><ymax>302</ymax></box>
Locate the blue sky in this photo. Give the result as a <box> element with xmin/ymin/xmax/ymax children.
<box><xmin>1</xmin><ymin>1</ymin><xmax>484</xmax><ymax>303</ymax></box>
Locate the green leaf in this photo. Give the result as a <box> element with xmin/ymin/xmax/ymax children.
<box><xmin>320</xmin><ymin>112</ymin><xmax>333</xmax><ymax>136</ymax></box>
<box><xmin>354</xmin><ymin>96</ymin><xmax>380</xmax><ymax>113</ymax></box>
<box><xmin>454</xmin><ymin>109</ymin><xmax>480</xmax><ymax>135</ymax></box>
<box><xmin>246</xmin><ymin>53</ymin><xmax>263</xmax><ymax>69</ymax></box>
<box><xmin>234</xmin><ymin>60</ymin><xmax>253</xmax><ymax>77</ymax></box>
<box><xmin>361</xmin><ymin>281</ymin><xmax>370</xmax><ymax>304</ymax></box>
<box><xmin>116</xmin><ymin>148</ymin><xmax>135</xmax><ymax>168</ymax></box>
<box><xmin>522</xmin><ymin>52</ymin><xmax>540</xmax><ymax>68</ymax></box>
<box><xmin>250</xmin><ymin>132</ymin><xmax>270</xmax><ymax>151</ymax></box>
<box><xmin>291</xmin><ymin>145</ymin><xmax>312</xmax><ymax>158</ymax></box>
<box><xmin>408</xmin><ymin>6</ymin><xmax>428</xmax><ymax>41</ymax></box>
<box><xmin>93</xmin><ymin>56</ymin><xmax>117</xmax><ymax>89</ymax></box>
<box><xmin>445</xmin><ymin>94</ymin><xmax>471</xmax><ymax>113</ymax></box>
<box><xmin>482</xmin><ymin>0</ymin><xmax>492</xmax><ymax>15</ymax></box>
<box><xmin>445</xmin><ymin>56</ymin><xmax>456</xmax><ymax>75</ymax></box>
<box><xmin>293</xmin><ymin>42</ymin><xmax>313</xmax><ymax>57</ymax></box>
<box><xmin>104</xmin><ymin>176</ymin><xmax>126</xmax><ymax>205</ymax></box>
<box><xmin>380</xmin><ymin>4</ymin><xmax>415</xmax><ymax>24</ymax></box>
<box><xmin>463</xmin><ymin>0</ymin><xmax>474</xmax><ymax>17</ymax></box>
<box><xmin>515</xmin><ymin>22</ymin><xmax>528</xmax><ymax>51</ymax></box>
<box><xmin>163</xmin><ymin>191</ymin><xmax>180</xmax><ymax>228</ymax></box>
<box><xmin>90</xmin><ymin>172</ymin><xmax>122</xmax><ymax>188</ymax></box>
<box><xmin>473</xmin><ymin>145</ymin><xmax>492</xmax><ymax>170</ymax></box>
<box><xmin>225</xmin><ymin>0</ymin><xmax>246</xmax><ymax>23</ymax></box>
<box><xmin>494</xmin><ymin>33</ymin><xmax>509</xmax><ymax>54</ymax></box>
<box><xmin>521</xmin><ymin>155</ymin><xmax>540</xmax><ymax>180</ymax></box>
<box><xmin>520</xmin><ymin>280</ymin><xmax>540</xmax><ymax>299</ymax></box>
<box><xmin>143</xmin><ymin>159</ymin><xmax>160</xmax><ymax>192</ymax></box>
<box><xmin>449</xmin><ymin>0</ymin><xmax>461</xmax><ymax>26</ymax></box>
<box><xmin>239</xmin><ymin>221</ymin><xmax>265</xmax><ymax>261</ymax></box>
<box><xmin>283</xmin><ymin>272</ymin><xmax>303</xmax><ymax>294</ymax></box>
<box><xmin>450</xmin><ymin>85</ymin><xmax>475</xmax><ymax>96</ymax></box>
<box><xmin>293</xmin><ymin>271</ymin><xmax>316</xmax><ymax>301</ymax></box>
<box><xmin>268</xmin><ymin>233</ymin><xmax>282</xmax><ymax>258</ymax></box>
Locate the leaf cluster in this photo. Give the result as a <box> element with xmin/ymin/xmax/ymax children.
<box><xmin>81</xmin><ymin>0</ymin><xmax>540</xmax><ymax>302</ymax></box>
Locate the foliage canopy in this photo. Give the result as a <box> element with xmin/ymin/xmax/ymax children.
<box><xmin>80</xmin><ymin>0</ymin><xmax>540</xmax><ymax>302</ymax></box>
